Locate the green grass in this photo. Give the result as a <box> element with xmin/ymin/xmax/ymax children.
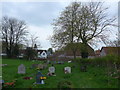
<box><xmin>2</xmin><ymin>58</ymin><xmax>119</xmax><ymax>88</ymax></box>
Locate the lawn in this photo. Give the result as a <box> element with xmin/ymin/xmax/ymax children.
<box><xmin>2</xmin><ymin>58</ymin><xmax>119</xmax><ymax>88</ymax></box>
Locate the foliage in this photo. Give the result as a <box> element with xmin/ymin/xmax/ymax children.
<box><xmin>64</xmin><ymin>43</ymin><xmax>81</xmax><ymax>59</ymax></box>
<box><xmin>1</xmin><ymin>16</ymin><xmax>28</xmax><ymax>58</ymax></box>
<box><xmin>47</xmin><ymin>48</ymin><xmax>53</xmax><ymax>55</ymax></box>
<box><xmin>75</xmin><ymin>55</ymin><xmax>120</xmax><ymax>68</ymax></box>
<box><xmin>2</xmin><ymin>58</ymin><xmax>119</xmax><ymax>88</ymax></box>
<box><xmin>57</xmin><ymin>80</ymin><xmax>73</xmax><ymax>89</ymax></box>
<box><xmin>50</xmin><ymin>2</ymin><xmax>116</xmax><ymax>58</ymax></box>
<box><xmin>24</xmin><ymin>47</ymin><xmax>37</xmax><ymax>60</ymax></box>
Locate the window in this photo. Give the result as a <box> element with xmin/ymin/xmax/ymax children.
<box><xmin>43</xmin><ymin>53</ymin><xmax>45</xmax><ymax>55</ymax></box>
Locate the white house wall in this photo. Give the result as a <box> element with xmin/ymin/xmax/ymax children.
<box><xmin>38</xmin><ymin>51</ymin><xmax>47</xmax><ymax>59</ymax></box>
<box><xmin>41</xmin><ymin>51</ymin><xmax>47</xmax><ymax>58</ymax></box>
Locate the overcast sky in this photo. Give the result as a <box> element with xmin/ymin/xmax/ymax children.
<box><xmin>1</xmin><ymin>0</ymin><xmax>119</xmax><ymax>50</ymax></box>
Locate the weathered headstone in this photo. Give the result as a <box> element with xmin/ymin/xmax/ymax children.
<box><xmin>31</xmin><ymin>64</ymin><xmax>38</xmax><ymax>69</ymax></box>
<box><xmin>58</xmin><ymin>61</ymin><xmax>61</xmax><ymax>64</ymax></box>
<box><xmin>36</xmin><ymin>71</ymin><xmax>44</xmax><ymax>84</ymax></box>
<box><xmin>64</xmin><ymin>67</ymin><xmax>71</xmax><ymax>74</ymax></box>
<box><xmin>47</xmin><ymin>60</ymin><xmax>50</xmax><ymax>64</ymax></box>
<box><xmin>0</xmin><ymin>80</ymin><xmax>4</xmax><ymax>87</ymax></box>
<box><xmin>49</xmin><ymin>66</ymin><xmax>55</xmax><ymax>74</ymax></box>
<box><xmin>38</xmin><ymin>64</ymin><xmax>44</xmax><ymax>70</ymax></box>
<box><xmin>0</xmin><ymin>64</ymin><xmax>8</xmax><ymax>67</ymax></box>
<box><xmin>61</xmin><ymin>61</ymin><xmax>64</xmax><ymax>64</ymax></box>
<box><xmin>54</xmin><ymin>61</ymin><xmax>56</xmax><ymax>64</ymax></box>
<box><xmin>43</xmin><ymin>64</ymin><xmax>47</xmax><ymax>69</ymax></box>
<box><xmin>18</xmin><ymin>64</ymin><xmax>25</xmax><ymax>74</ymax></box>
<box><xmin>68</xmin><ymin>61</ymin><xmax>72</xmax><ymax>63</ymax></box>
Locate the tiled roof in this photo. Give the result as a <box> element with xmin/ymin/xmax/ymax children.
<box><xmin>101</xmin><ymin>47</ymin><xmax>120</xmax><ymax>55</ymax></box>
<box><xmin>37</xmin><ymin>50</ymin><xmax>47</xmax><ymax>54</ymax></box>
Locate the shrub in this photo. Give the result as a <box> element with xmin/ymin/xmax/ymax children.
<box><xmin>74</xmin><ymin>55</ymin><xmax>120</xmax><ymax>68</ymax></box>
<box><xmin>57</xmin><ymin>80</ymin><xmax>74</xmax><ymax>89</ymax></box>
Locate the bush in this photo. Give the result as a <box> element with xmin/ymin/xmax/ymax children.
<box><xmin>57</xmin><ymin>80</ymin><xmax>74</xmax><ymax>89</ymax></box>
<box><xmin>73</xmin><ymin>55</ymin><xmax>120</xmax><ymax>68</ymax></box>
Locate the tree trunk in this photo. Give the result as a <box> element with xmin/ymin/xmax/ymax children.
<box><xmin>81</xmin><ymin>43</ymin><xmax>88</xmax><ymax>58</ymax></box>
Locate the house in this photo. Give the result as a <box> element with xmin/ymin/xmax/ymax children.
<box><xmin>49</xmin><ymin>43</ymin><xmax>95</xmax><ymax>60</ymax></box>
<box><xmin>37</xmin><ymin>50</ymin><xmax>47</xmax><ymax>59</ymax></box>
<box><xmin>64</xmin><ymin>43</ymin><xmax>95</xmax><ymax>59</ymax></box>
<box><xmin>100</xmin><ymin>47</ymin><xmax>120</xmax><ymax>57</ymax></box>
<box><xmin>18</xmin><ymin>49</ymin><xmax>48</xmax><ymax>59</ymax></box>
<box><xmin>95</xmin><ymin>50</ymin><xmax>101</xmax><ymax>57</ymax></box>
<box><xmin>48</xmin><ymin>50</ymin><xmax>70</xmax><ymax>61</ymax></box>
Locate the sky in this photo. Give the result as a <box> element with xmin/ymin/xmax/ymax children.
<box><xmin>1</xmin><ymin>0</ymin><xmax>119</xmax><ymax>50</ymax></box>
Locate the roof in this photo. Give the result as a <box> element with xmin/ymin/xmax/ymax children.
<box><xmin>64</xmin><ymin>43</ymin><xmax>95</xmax><ymax>56</ymax></box>
<box><xmin>101</xmin><ymin>47</ymin><xmax>120</xmax><ymax>55</ymax></box>
<box><xmin>19</xmin><ymin>49</ymin><xmax>47</xmax><ymax>54</ymax></box>
<box><xmin>37</xmin><ymin>50</ymin><xmax>47</xmax><ymax>54</ymax></box>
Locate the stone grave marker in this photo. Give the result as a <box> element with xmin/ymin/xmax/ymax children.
<box><xmin>68</xmin><ymin>61</ymin><xmax>72</xmax><ymax>63</ymax></box>
<box><xmin>43</xmin><ymin>63</ymin><xmax>47</xmax><ymax>69</ymax></box>
<box><xmin>47</xmin><ymin>60</ymin><xmax>50</xmax><ymax>64</ymax></box>
<box><xmin>64</xmin><ymin>67</ymin><xmax>71</xmax><ymax>74</ymax></box>
<box><xmin>36</xmin><ymin>71</ymin><xmax>44</xmax><ymax>84</ymax></box>
<box><xmin>61</xmin><ymin>61</ymin><xmax>64</xmax><ymax>64</ymax></box>
<box><xmin>38</xmin><ymin>64</ymin><xmax>44</xmax><ymax>70</ymax></box>
<box><xmin>57</xmin><ymin>61</ymin><xmax>61</xmax><ymax>64</ymax></box>
<box><xmin>18</xmin><ymin>64</ymin><xmax>25</xmax><ymax>74</ymax></box>
<box><xmin>54</xmin><ymin>61</ymin><xmax>56</xmax><ymax>64</ymax></box>
<box><xmin>49</xmin><ymin>66</ymin><xmax>55</xmax><ymax>74</ymax></box>
<box><xmin>30</xmin><ymin>64</ymin><xmax>38</xmax><ymax>69</ymax></box>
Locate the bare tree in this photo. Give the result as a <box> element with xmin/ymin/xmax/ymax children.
<box><xmin>1</xmin><ymin>16</ymin><xmax>28</xmax><ymax>58</ymax></box>
<box><xmin>50</xmin><ymin>2</ymin><xmax>116</xmax><ymax>58</ymax></box>
<box><xmin>24</xmin><ymin>34</ymin><xmax>42</xmax><ymax>49</ymax></box>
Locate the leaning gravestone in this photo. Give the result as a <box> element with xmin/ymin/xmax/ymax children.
<box><xmin>49</xmin><ymin>66</ymin><xmax>55</xmax><ymax>74</ymax></box>
<box><xmin>36</xmin><ymin>71</ymin><xmax>44</xmax><ymax>84</ymax></box>
<box><xmin>18</xmin><ymin>64</ymin><xmax>25</xmax><ymax>74</ymax></box>
<box><xmin>64</xmin><ymin>67</ymin><xmax>71</xmax><ymax>74</ymax></box>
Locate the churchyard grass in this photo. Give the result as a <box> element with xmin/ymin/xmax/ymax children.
<box><xmin>2</xmin><ymin>58</ymin><xmax>119</xmax><ymax>88</ymax></box>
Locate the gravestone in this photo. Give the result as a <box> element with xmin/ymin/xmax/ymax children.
<box><xmin>36</xmin><ymin>71</ymin><xmax>44</xmax><ymax>84</ymax></box>
<box><xmin>49</xmin><ymin>66</ymin><xmax>55</xmax><ymax>74</ymax></box>
<box><xmin>18</xmin><ymin>64</ymin><xmax>25</xmax><ymax>74</ymax></box>
<box><xmin>38</xmin><ymin>64</ymin><xmax>44</xmax><ymax>70</ymax></box>
<box><xmin>0</xmin><ymin>64</ymin><xmax>8</xmax><ymax>67</ymax></box>
<box><xmin>31</xmin><ymin>64</ymin><xmax>38</xmax><ymax>69</ymax></box>
<box><xmin>68</xmin><ymin>61</ymin><xmax>72</xmax><ymax>63</ymax></box>
<box><xmin>0</xmin><ymin>80</ymin><xmax>4</xmax><ymax>87</ymax></box>
<box><xmin>61</xmin><ymin>61</ymin><xmax>64</xmax><ymax>64</ymax></box>
<box><xmin>47</xmin><ymin>60</ymin><xmax>50</xmax><ymax>64</ymax></box>
<box><xmin>64</xmin><ymin>67</ymin><xmax>71</xmax><ymax>74</ymax></box>
<box><xmin>58</xmin><ymin>61</ymin><xmax>61</xmax><ymax>64</ymax></box>
<box><xmin>54</xmin><ymin>61</ymin><xmax>56</xmax><ymax>64</ymax></box>
<box><xmin>43</xmin><ymin>64</ymin><xmax>47</xmax><ymax>69</ymax></box>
